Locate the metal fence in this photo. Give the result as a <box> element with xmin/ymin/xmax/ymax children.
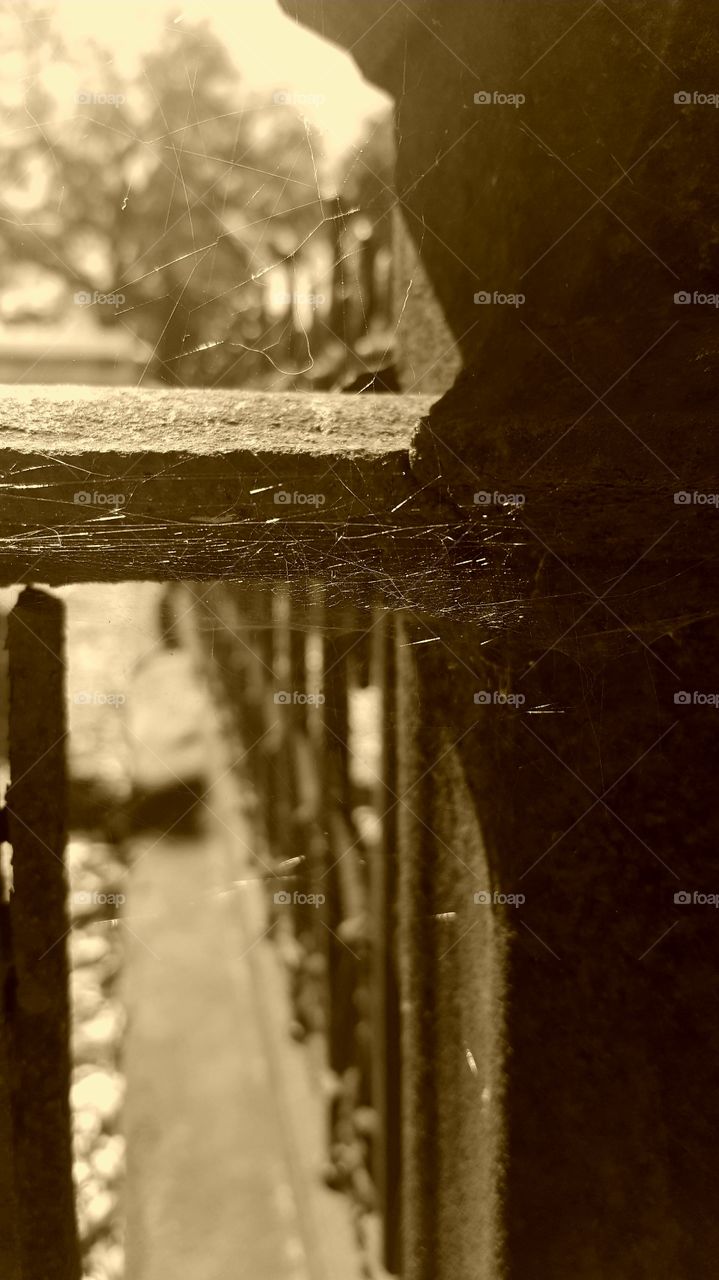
<box><xmin>188</xmin><ymin>582</ymin><xmax>402</xmax><ymax>1275</ymax></box>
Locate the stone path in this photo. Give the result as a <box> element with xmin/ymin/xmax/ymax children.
<box><xmin>62</xmin><ymin>585</ymin><xmax>365</xmax><ymax>1280</ymax></box>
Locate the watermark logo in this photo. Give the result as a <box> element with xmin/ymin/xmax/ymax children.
<box><xmin>474</xmin><ymin>90</ymin><xmax>525</xmax><ymax>109</ymax></box>
<box><xmin>674</xmin><ymin>290</ymin><xmax>719</xmax><ymax>308</ymax></box>
<box><xmin>74</xmin><ymin>491</ymin><xmax>126</xmax><ymax>506</ymax></box>
<box><xmin>274</xmin><ymin>491</ymin><xmax>326</xmax><ymax>506</ymax></box>
<box><xmin>674</xmin><ymin>90</ymin><xmax>719</xmax><ymax>108</ymax></box>
<box><xmin>474</xmin><ymin>889</ymin><xmax>525</xmax><ymax>906</ymax></box>
<box><xmin>474</xmin><ymin>290</ymin><xmax>525</xmax><ymax>308</ymax></box>
<box><xmin>273</xmin><ymin>889</ymin><xmax>325</xmax><ymax>907</ymax></box>
<box><xmin>273</xmin><ymin>90</ymin><xmax>325</xmax><ymax>107</ymax></box>
<box><xmin>74</xmin><ymin>290</ymin><xmax>125</xmax><ymax>307</ymax></box>
<box><xmin>674</xmin><ymin>690</ymin><xmax>719</xmax><ymax>707</ymax></box>
<box><xmin>474</xmin><ymin>490</ymin><xmax>525</xmax><ymax>508</ymax></box>
<box><xmin>75</xmin><ymin>91</ymin><xmax>126</xmax><ymax>106</ymax></box>
<box><xmin>673</xmin><ymin>490</ymin><xmax>719</xmax><ymax>506</ymax></box>
<box><xmin>73</xmin><ymin>691</ymin><xmax>126</xmax><ymax>707</ymax></box>
<box><xmin>72</xmin><ymin>890</ymin><xmax>126</xmax><ymax>907</ymax></box>
<box><xmin>277</xmin><ymin>291</ymin><xmax>325</xmax><ymax>307</ymax></box>
<box><xmin>274</xmin><ymin>690</ymin><xmax>325</xmax><ymax>706</ymax></box>
<box><xmin>474</xmin><ymin>691</ymin><xmax>526</xmax><ymax>707</ymax></box>
<box><xmin>674</xmin><ymin>889</ymin><xmax>719</xmax><ymax>906</ymax></box>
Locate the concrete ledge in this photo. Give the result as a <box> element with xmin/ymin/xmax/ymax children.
<box><xmin>0</xmin><ymin>388</ymin><xmax>434</xmax><ymax>588</ymax></box>
<box><xmin>0</xmin><ymin>388</ymin><xmax>715</xmax><ymax>653</ymax></box>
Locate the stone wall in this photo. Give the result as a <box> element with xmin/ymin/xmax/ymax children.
<box><xmin>282</xmin><ymin>3</ymin><xmax>719</xmax><ymax>1276</ymax></box>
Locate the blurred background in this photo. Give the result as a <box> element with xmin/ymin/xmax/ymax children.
<box><xmin>0</xmin><ymin>3</ymin><xmax>400</xmax><ymax>1279</ymax></box>
<box><xmin>0</xmin><ymin>0</ymin><xmax>395</xmax><ymax>390</ymax></box>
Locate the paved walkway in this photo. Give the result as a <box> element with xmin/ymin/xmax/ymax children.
<box><xmin>64</xmin><ymin>600</ymin><xmax>366</xmax><ymax>1280</ymax></box>
<box><xmin>121</xmin><ymin>829</ymin><xmax>310</xmax><ymax>1280</ymax></box>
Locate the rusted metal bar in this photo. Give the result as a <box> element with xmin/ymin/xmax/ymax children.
<box><xmin>319</xmin><ymin>622</ymin><xmax>354</xmax><ymax>1081</ymax></box>
<box><xmin>394</xmin><ymin>616</ymin><xmax>441</xmax><ymax>1280</ymax></box>
<box><xmin>0</xmin><ymin>892</ymin><xmax>22</xmax><ymax>1280</ymax></box>
<box><xmin>269</xmin><ymin>590</ymin><xmax>299</xmax><ymax>885</ymax></box>
<box><xmin>0</xmin><ymin>604</ymin><xmax>21</xmax><ymax>1279</ymax></box>
<box><xmin>193</xmin><ymin>582</ymin><xmax>278</xmax><ymax>848</ymax></box>
<box><xmin>218</xmin><ymin>583</ymin><xmax>276</xmax><ymax>827</ymax></box>
<box><xmin>369</xmin><ymin>609</ymin><xmax>402</xmax><ymax>1276</ymax></box>
<box><xmin>4</xmin><ymin>586</ymin><xmax>81</xmax><ymax>1280</ymax></box>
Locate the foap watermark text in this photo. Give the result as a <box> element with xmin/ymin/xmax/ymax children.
<box><xmin>75</xmin><ymin>91</ymin><xmax>126</xmax><ymax>106</ymax></box>
<box><xmin>73</xmin><ymin>691</ymin><xmax>126</xmax><ymax>707</ymax></box>
<box><xmin>274</xmin><ymin>490</ymin><xmax>326</xmax><ymax>506</ymax></box>
<box><xmin>73</xmin><ymin>890</ymin><xmax>126</xmax><ymax>907</ymax></box>
<box><xmin>474</xmin><ymin>90</ymin><xmax>525</xmax><ymax>109</ymax></box>
<box><xmin>274</xmin><ymin>690</ymin><xmax>325</xmax><ymax>706</ymax></box>
<box><xmin>675</xmin><ymin>90</ymin><xmax>719</xmax><ymax>108</ymax></box>
<box><xmin>474</xmin><ymin>691</ymin><xmax>526</xmax><ymax>707</ymax></box>
<box><xmin>674</xmin><ymin>890</ymin><xmax>719</xmax><ymax>906</ymax></box>
<box><xmin>474</xmin><ymin>890</ymin><xmax>525</xmax><ymax>907</ymax></box>
<box><xmin>674</xmin><ymin>691</ymin><xmax>719</xmax><ymax>708</ymax></box>
<box><xmin>474</xmin><ymin>490</ymin><xmax>525</xmax><ymax>508</ymax></box>
<box><xmin>74</xmin><ymin>290</ymin><xmax>125</xmax><ymax>307</ymax></box>
<box><xmin>74</xmin><ymin>491</ymin><xmax>126</xmax><ymax>506</ymax></box>
<box><xmin>474</xmin><ymin>290</ymin><xmax>525</xmax><ymax>308</ymax></box>
<box><xmin>273</xmin><ymin>890</ymin><xmax>325</xmax><ymax>907</ymax></box>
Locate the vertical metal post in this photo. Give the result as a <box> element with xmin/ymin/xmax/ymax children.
<box><xmin>394</xmin><ymin>612</ymin><xmax>442</xmax><ymax>1280</ymax></box>
<box><xmin>0</xmin><ymin>827</ymin><xmax>21</xmax><ymax>1280</ymax></box>
<box><xmin>322</xmin><ymin>612</ymin><xmax>356</xmax><ymax>1080</ymax></box>
<box><xmin>369</xmin><ymin>608</ymin><xmax>402</xmax><ymax>1275</ymax></box>
<box><xmin>4</xmin><ymin>586</ymin><xmax>80</xmax><ymax>1280</ymax></box>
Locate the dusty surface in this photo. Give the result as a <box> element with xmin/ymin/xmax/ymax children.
<box><xmin>0</xmin><ymin>387</ymin><xmax>442</xmax><ymax>589</ymax></box>
<box><xmin>0</xmin><ymin>386</ymin><xmax>428</xmax><ymax>454</ymax></box>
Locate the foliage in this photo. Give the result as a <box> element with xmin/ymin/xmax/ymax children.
<box><xmin>0</xmin><ymin>3</ymin><xmax>324</xmax><ymax>385</ymax></box>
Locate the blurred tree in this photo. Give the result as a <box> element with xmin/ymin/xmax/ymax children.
<box><xmin>303</xmin><ymin>111</ymin><xmax>396</xmax><ymax>388</ymax></box>
<box><xmin>0</xmin><ymin>3</ymin><xmax>324</xmax><ymax>385</ymax></box>
<box><xmin>123</xmin><ymin>18</ymin><xmax>323</xmax><ymax>383</ymax></box>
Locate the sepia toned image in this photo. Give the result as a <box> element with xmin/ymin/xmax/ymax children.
<box><xmin>0</xmin><ymin>2</ymin><xmax>717</xmax><ymax>1278</ymax></box>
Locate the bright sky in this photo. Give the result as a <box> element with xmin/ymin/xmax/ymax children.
<box><xmin>47</xmin><ymin>0</ymin><xmax>390</xmax><ymax>160</ymax></box>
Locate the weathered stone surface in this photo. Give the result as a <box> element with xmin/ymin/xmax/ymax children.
<box><xmin>392</xmin><ymin>210</ymin><xmax>462</xmax><ymax>396</ymax></box>
<box><xmin>0</xmin><ymin>385</ymin><xmax>424</xmax><ymax>457</ymax></box>
<box><xmin>395</xmin><ymin>611</ymin><xmax>719</xmax><ymax>1279</ymax></box>
<box><xmin>0</xmin><ymin>388</ymin><xmax>715</xmax><ymax>656</ymax></box>
<box><xmin>0</xmin><ymin>387</ymin><xmax>435</xmax><ymax>588</ymax></box>
<box><xmin>283</xmin><ymin>0</ymin><xmax>719</xmax><ymax>435</ymax></box>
